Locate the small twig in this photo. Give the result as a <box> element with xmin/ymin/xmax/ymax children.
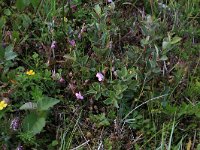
<box><xmin>97</xmin><ymin>128</ymin><xmax>104</xmax><ymax>150</ymax></box>
<box><xmin>78</xmin><ymin>124</ymin><xmax>92</xmax><ymax>150</ymax></box>
<box><xmin>192</xmin><ymin>130</ymin><xmax>196</xmax><ymax>150</ymax></box>
<box><xmin>181</xmin><ymin>94</ymin><xmax>195</xmax><ymax>106</ymax></box>
<box><xmin>70</xmin><ymin>140</ymin><xmax>90</xmax><ymax>150</ymax></box>
<box><xmin>164</xmin><ymin>61</ymin><xmax>168</xmax><ymax>71</ymax></box>
<box><xmin>121</xmin><ymin>94</ymin><xmax>168</xmax><ymax>133</ymax></box>
<box><xmin>137</xmin><ymin>75</ymin><xmax>147</xmax><ymax>101</ymax></box>
<box><xmin>122</xmin><ymin>94</ymin><xmax>168</xmax><ymax>121</ymax></box>
<box><xmin>168</xmin><ymin>62</ymin><xmax>179</xmax><ymax>73</ymax></box>
<box><xmin>132</xmin><ymin>134</ymin><xmax>143</xmax><ymax>144</ymax></box>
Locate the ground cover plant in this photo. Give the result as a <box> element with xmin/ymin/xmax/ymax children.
<box><xmin>0</xmin><ymin>0</ymin><xmax>200</xmax><ymax>149</ymax></box>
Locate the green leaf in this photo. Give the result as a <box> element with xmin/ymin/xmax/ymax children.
<box><xmin>162</xmin><ymin>41</ymin><xmax>170</xmax><ymax>50</ymax></box>
<box><xmin>51</xmin><ymin>140</ymin><xmax>59</xmax><ymax>146</ymax></box>
<box><xmin>160</xmin><ymin>55</ymin><xmax>168</xmax><ymax>61</ymax></box>
<box><xmin>171</xmin><ymin>37</ymin><xmax>182</xmax><ymax>44</ymax></box>
<box><xmin>21</xmin><ymin>14</ymin><xmax>32</xmax><ymax>28</ymax></box>
<box><xmin>20</xmin><ymin>102</ymin><xmax>37</xmax><ymax>110</ymax></box>
<box><xmin>23</xmin><ymin>113</ymin><xmax>46</xmax><ymax>135</ymax></box>
<box><xmin>113</xmin><ymin>84</ymin><xmax>128</xmax><ymax>95</ymax></box>
<box><xmin>113</xmin><ymin>100</ymin><xmax>119</xmax><ymax>108</ymax></box>
<box><xmin>89</xmin><ymin>113</ymin><xmax>110</xmax><ymax>128</ymax></box>
<box><xmin>0</xmin><ymin>46</ymin><xmax>5</xmax><ymax>61</ymax></box>
<box><xmin>16</xmin><ymin>0</ymin><xmax>30</xmax><ymax>10</ymax></box>
<box><xmin>116</xmin><ymin>67</ymin><xmax>128</xmax><ymax>79</ymax></box>
<box><xmin>38</xmin><ymin>97</ymin><xmax>60</xmax><ymax>111</ymax></box>
<box><xmin>12</xmin><ymin>31</ymin><xmax>20</xmax><ymax>42</ymax></box>
<box><xmin>3</xmin><ymin>9</ymin><xmax>11</xmax><ymax>16</ymax></box>
<box><xmin>0</xmin><ymin>17</ymin><xmax>6</xmax><ymax>29</ymax></box>
<box><xmin>30</xmin><ymin>0</ymin><xmax>40</xmax><ymax>9</ymax></box>
<box><xmin>109</xmin><ymin>1</ymin><xmax>115</xmax><ymax>10</ymax></box>
<box><xmin>94</xmin><ymin>4</ymin><xmax>101</xmax><ymax>16</ymax></box>
<box><xmin>104</xmin><ymin>98</ymin><xmax>119</xmax><ymax>108</ymax></box>
<box><xmin>104</xmin><ymin>98</ymin><xmax>113</xmax><ymax>105</ymax></box>
<box><xmin>4</xmin><ymin>45</ymin><xmax>17</xmax><ymax>61</ymax></box>
<box><xmin>16</xmin><ymin>0</ymin><xmax>26</xmax><ymax>10</ymax></box>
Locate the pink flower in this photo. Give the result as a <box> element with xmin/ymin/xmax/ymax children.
<box><xmin>69</xmin><ymin>39</ymin><xmax>76</xmax><ymax>47</ymax></box>
<box><xmin>59</xmin><ymin>77</ymin><xmax>65</xmax><ymax>83</ymax></box>
<box><xmin>16</xmin><ymin>145</ymin><xmax>23</xmax><ymax>150</ymax></box>
<box><xmin>96</xmin><ymin>72</ymin><xmax>104</xmax><ymax>81</ymax></box>
<box><xmin>51</xmin><ymin>41</ymin><xmax>56</xmax><ymax>49</ymax></box>
<box><xmin>78</xmin><ymin>33</ymin><xmax>81</xmax><ymax>39</ymax></box>
<box><xmin>75</xmin><ymin>92</ymin><xmax>84</xmax><ymax>100</ymax></box>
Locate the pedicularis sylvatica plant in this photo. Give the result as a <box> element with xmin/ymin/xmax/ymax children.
<box><xmin>0</xmin><ymin>0</ymin><xmax>200</xmax><ymax>149</ymax></box>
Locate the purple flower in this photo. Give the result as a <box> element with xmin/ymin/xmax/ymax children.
<box><xmin>75</xmin><ymin>92</ymin><xmax>84</xmax><ymax>100</ymax></box>
<box><xmin>108</xmin><ymin>0</ymin><xmax>113</xmax><ymax>3</ymax></box>
<box><xmin>69</xmin><ymin>39</ymin><xmax>76</xmax><ymax>47</ymax></box>
<box><xmin>51</xmin><ymin>41</ymin><xmax>56</xmax><ymax>49</ymax></box>
<box><xmin>71</xmin><ymin>5</ymin><xmax>77</xmax><ymax>12</ymax></box>
<box><xmin>16</xmin><ymin>145</ymin><xmax>23</xmax><ymax>150</ymax></box>
<box><xmin>10</xmin><ymin>117</ymin><xmax>20</xmax><ymax>131</ymax></box>
<box><xmin>78</xmin><ymin>33</ymin><xmax>81</xmax><ymax>39</ymax></box>
<box><xmin>96</xmin><ymin>72</ymin><xmax>104</xmax><ymax>81</ymax></box>
<box><xmin>59</xmin><ymin>77</ymin><xmax>65</xmax><ymax>83</ymax></box>
<box><xmin>1</xmin><ymin>42</ymin><xmax>6</xmax><ymax>48</ymax></box>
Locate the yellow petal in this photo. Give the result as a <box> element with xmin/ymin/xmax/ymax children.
<box><xmin>186</xmin><ymin>138</ymin><xmax>192</xmax><ymax>150</ymax></box>
<box><xmin>0</xmin><ymin>107</ymin><xmax>3</xmax><ymax>110</ymax></box>
<box><xmin>3</xmin><ymin>103</ymin><xmax>7</xmax><ymax>107</ymax></box>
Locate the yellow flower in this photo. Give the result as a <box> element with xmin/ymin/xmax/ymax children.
<box><xmin>0</xmin><ymin>101</ymin><xmax>7</xmax><ymax>110</ymax></box>
<box><xmin>26</xmin><ymin>70</ymin><xmax>35</xmax><ymax>76</ymax></box>
<box><xmin>64</xmin><ymin>17</ymin><xmax>68</xmax><ymax>22</ymax></box>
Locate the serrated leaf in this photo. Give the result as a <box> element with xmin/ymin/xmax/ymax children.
<box><xmin>20</xmin><ymin>102</ymin><xmax>37</xmax><ymax>110</ymax></box>
<box><xmin>23</xmin><ymin>113</ymin><xmax>46</xmax><ymax>135</ymax></box>
<box><xmin>104</xmin><ymin>98</ymin><xmax>119</xmax><ymax>108</ymax></box>
<box><xmin>4</xmin><ymin>9</ymin><xmax>11</xmax><ymax>16</ymax></box>
<box><xmin>38</xmin><ymin>97</ymin><xmax>60</xmax><ymax>111</ymax></box>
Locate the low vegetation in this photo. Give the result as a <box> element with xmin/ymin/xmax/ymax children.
<box><xmin>0</xmin><ymin>0</ymin><xmax>200</xmax><ymax>149</ymax></box>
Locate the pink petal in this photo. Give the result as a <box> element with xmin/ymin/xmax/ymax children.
<box><xmin>75</xmin><ymin>92</ymin><xmax>84</xmax><ymax>100</ymax></box>
<box><xmin>51</xmin><ymin>41</ymin><xmax>56</xmax><ymax>49</ymax></box>
<box><xmin>96</xmin><ymin>72</ymin><xmax>104</xmax><ymax>81</ymax></box>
